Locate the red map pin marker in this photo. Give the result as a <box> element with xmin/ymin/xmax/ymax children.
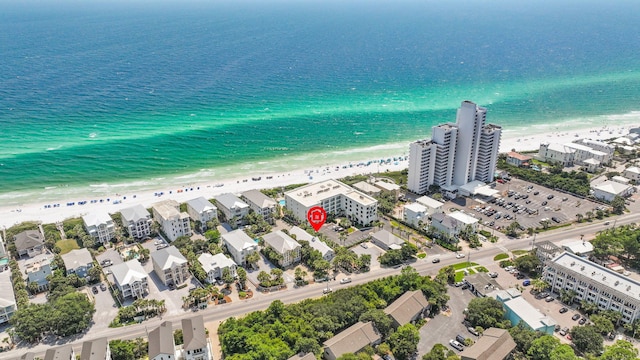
<box><xmin>307</xmin><ymin>206</ymin><xmax>327</xmax><ymax>232</ymax></box>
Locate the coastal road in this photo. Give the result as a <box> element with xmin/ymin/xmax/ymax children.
<box><xmin>5</xmin><ymin>212</ymin><xmax>640</xmax><ymax>360</ymax></box>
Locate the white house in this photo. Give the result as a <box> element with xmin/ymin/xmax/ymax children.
<box><xmin>352</xmin><ymin>181</ymin><xmax>381</xmax><ymax>197</ymax></box>
<box><xmin>148</xmin><ymin>321</ymin><xmax>176</xmax><ymax>360</ymax></box>
<box><xmin>241</xmin><ymin>190</ymin><xmax>277</xmax><ymax>224</ymax></box>
<box><xmin>592</xmin><ymin>180</ymin><xmax>634</xmax><ymax>202</ymax></box>
<box><xmin>186</xmin><ymin>197</ymin><xmax>218</xmax><ymax>230</ymax></box>
<box><xmin>374</xmin><ymin>181</ymin><xmax>401</xmax><ymax>199</ymax></box>
<box><xmin>61</xmin><ymin>248</ymin><xmax>94</xmax><ymax>279</ymax></box>
<box><xmin>262</xmin><ymin>230</ymin><xmax>301</xmax><ymax>268</ymax></box>
<box><xmin>111</xmin><ymin>259</ymin><xmax>148</xmax><ymax>299</ymax></box>
<box><xmin>181</xmin><ymin>316</ymin><xmax>212</xmax><ymax>360</ymax></box>
<box><xmin>82</xmin><ymin>211</ymin><xmax>116</xmax><ymax>244</ymax></box>
<box><xmin>561</xmin><ymin>240</ymin><xmax>594</xmax><ymax>257</ymax></box>
<box><xmin>120</xmin><ymin>204</ymin><xmax>153</xmax><ymax>240</ymax></box>
<box><xmin>288</xmin><ymin>226</ymin><xmax>334</xmax><ymax>261</ymax></box>
<box><xmin>221</xmin><ymin>230</ymin><xmax>258</xmax><ymax>267</ymax></box>
<box><xmin>612</xmin><ymin>176</ymin><xmax>631</xmax><ymax>185</ymax></box>
<box><xmin>623</xmin><ymin>166</ymin><xmax>640</xmax><ymax>182</ymax></box>
<box><xmin>403</xmin><ymin>203</ymin><xmax>428</xmax><ymax>228</ymax></box>
<box><xmin>152</xmin><ymin>199</ymin><xmax>192</xmax><ymax>242</ymax></box>
<box><xmin>151</xmin><ymin>246</ymin><xmax>189</xmax><ymax>286</ymax></box>
<box><xmin>370</xmin><ymin>230</ymin><xmax>405</xmax><ymax>250</ymax></box>
<box><xmin>415</xmin><ymin>196</ymin><xmax>444</xmax><ymax>215</ymax></box>
<box><xmin>0</xmin><ymin>271</ymin><xmax>16</xmax><ymax>324</ymax></box>
<box><xmin>215</xmin><ymin>193</ymin><xmax>250</xmax><ymax>227</ymax></box>
<box><xmin>198</xmin><ymin>253</ymin><xmax>237</xmax><ymax>284</ymax></box>
<box><xmin>537</xmin><ymin>143</ymin><xmax>575</xmax><ymax>166</ymax></box>
<box><xmin>431</xmin><ymin>211</ymin><xmax>479</xmax><ymax>238</ymax></box>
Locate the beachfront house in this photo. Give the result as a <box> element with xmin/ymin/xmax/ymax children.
<box><xmin>151</xmin><ymin>246</ymin><xmax>189</xmax><ymax>287</ymax></box>
<box><xmin>262</xmin><ymin>230</ymin><xmax>301</xmax><ymax>268</ymax></box>
<box><xmin>506</xmin><ymin>151</ymin><xmax>532</xmax><ymax>167</ymax></box>
<box><xmin>241</xmin><ymin>189</ymin><xmax>277</xmax><ymax>224</ymax></box>
<box><xmin>186</xmin><ymin>197</ymin><xmax>218</xmax><ymax>231</ymax></box>
<box><xmin>83</xmin><ymin>211</ymin><xmax>116</xmax><ymax>244</ymax></box>
<box><xmin>148</xmin><ymin>321</ymin><xmax>176</xmax><ymax>360</ymax></box>
<box><xmin>288</xmin><ymin>226</ymin><xmax>334</xmax><ymax>261</ymax></box>
<box><xmin>323</xmin><ymin>321</ymin><xmax>381</xmax><ymax>360</ymax></box>
<box><xmin>284</xmin><ymin>179</ymin><xmax>378</xmax><ymax>227</ymax></box>
<box><xmin>537</xmin><ymin>143</ymin><xmax>575</xmax><ymax>167</ymax></box>
<box><xmin>80</xmin><ymin>337</ymin><xmax>111</xmax><ymax>360</ymax></box>
<box><xmin>374</xmin><ymin>180</ymin><xmax>401</xmax><ymax>199</ymax></box>
<box><xmin>111</xmin><ymin>259</ymin><xmax>148</xmax><ymax>299</ymax></box>
<box><xmin>197</xmin><ymin>252</ymin><xmax>237</xmax><ymax>284</ymax></box>
<box><xmin>181</xmin><ymin>316</ymin><xmax>212</xmax><ymax>360</ymax></box>
<box><xmin>214</xmin><ymin>193</ymin><xmax>250</xmax><ymax>228</ymax></box>
<box><xmin>14</xmin><ymin>230</ymin><xmax>45</xmax><ymax>258</ymax></box>
<box><xmin>44</xmin><ymin>345</ymin><xmax>75</xmax><ymax>360</ymax></box>
<box><xmin>592</xmin><ymin>180</ymin><xmax>634</xmax><ymax>202</ymax></box>
<box><xmin>370</xmin><ymin>229</ymin><xmax>405</xmax><ymax>251</ymax></box>
<box><xmin>120</xmin><ymin>204</ymin><xmax>153</xmax><ymax>240</ymax></box>
<box><xmin>152</xmin><ymin>199</ymin><xmax>192</xmax><ymax>242</ymax></box>
<box><xmin>61</xmin><ymin>248</ymin><xmax>94</xmax><ymax>279</ymax></box>
<box><xmin>352</xmin><ymin>181</ymin><xmax>381</xmax><ymax>197</ymax></box>
<box><xmin>221</xmin><ymin>230</ymin><xmax>258</xmax><ymax>267</ymax></box>
<box><xmin>22</xmin><ymin>253</ymin><xmax>54</xmax><ymax>292</ymax></box>
<box><xmin>0</xmin><ymin>271</ymin><xmax>16</xmax><ymax>324</ymax></box>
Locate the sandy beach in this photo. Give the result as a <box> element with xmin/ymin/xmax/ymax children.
<box><xmin>0</xmin><ymin>123</ymin><xmax>634</xmax><ymax>229</ymax></box>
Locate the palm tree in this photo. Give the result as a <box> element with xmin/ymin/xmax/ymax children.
<box><xmin>585</xmin><ymin>211</ymin><xmax>594</xmax><ymax>220</ymax></box>
<box><xmin>532</xmin><ymin>279</ymin><xmax>549</xmax><ymax>293</ymax></box>
<box><xmin>246</xmin><ymin>252</ymin><xmax>260</xmax><ymax>270</ymax></box>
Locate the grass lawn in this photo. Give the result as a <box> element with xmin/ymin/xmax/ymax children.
<box><xmin>455</xmin><ymin>272</ymin><xmax>465</xmax><ymax>282</ymax></box>
<box><xmin>467</xmin><ymin>269</ymin><xmax>476</xmax><ymax>275</ymax></box>
<box><xmin>452</xmin><ymin>262</ymin><xmax>479</xmax><ymax>270</ymax></box>
<box><xmin>512</xmin><ymin>250</ymin><xmax>529</xmax><ymax>256</ymax></box>
<box><xmin>417</xmin><ymin>253</ymin><xmax>426</xmax><ymax>259</ymax></box>
<box><xmin>493</xmin><ymin>253</ymin><xmax>509</xmax><ymax>261</ymax></box>
<box><xmin>475</xmin><ymin>266</ymin><xmax>489</xmax><ymax>273</ymax></box>
<box><xmin>57</xmin><ymin>239</ymin><xmax>80</xmax><ymax>254</ymax></box>
<box><xmin>390</xmin><ymin>220</ymin><xmax>400</xmax><ymax>227</ymax></box>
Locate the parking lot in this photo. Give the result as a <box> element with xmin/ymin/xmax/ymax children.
<box><xmin>87</xmin><ymin>283</ymin><xmax>119</xmax><ymax>332</ymax></box>
<box><xmin>351</xmin><ymin>241</ymin><xmax>383</xmax><ymax>270</ymax></box>
<box><xmin>459</xmin><ymin>178</ymin><xmax>602</xmax><ymax>232</ymax></box>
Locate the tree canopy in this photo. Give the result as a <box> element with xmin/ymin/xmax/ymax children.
<box><xmin>570</xmin><ymin>325</ymin><xmax>603</xmax><ymax>355</ymax></box>
<box><xmin>466</xmin><ymin>297</ymin><xmax>508</xmax><ymax>329</ymax></box>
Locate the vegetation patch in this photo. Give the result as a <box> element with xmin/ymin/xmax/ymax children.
<box><xmin>452</xmin><ymin>262</ymin><xmax>479</xmax><ymax>270</ymax></box>
<box><xmin>512</xmin><ymin>250</ymin><xmax>529</xmax><ymax>256</ymax></box>
<box><xmin>455</xmin><ymin>272</ymin><xmax>465</xmax><ymax>282</ymax></box>
<box><xmin>56</xmin><ymin>239</ymin><xmax>80</xmax><ymax>254</ymax></box>
<box><xmin>494</xmin><ymin>253</ymin><xmax>509</xmax><ymax>261</ymax></box>
<box><xmin>417</xmin><ymin>253</ymin><xmax>427</xmax><ymax>259</ymax></box>
<box><xmin>475</xmin><ymin>266</ymin><xmax>489</xmax><ymax>273</ymax></box>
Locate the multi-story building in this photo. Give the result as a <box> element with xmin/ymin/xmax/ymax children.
<box><xmin>186</xmin><ymin>197</ymin><xmax>218</xmax><ymax>230</ymax></box>
<box><xmin>573</xmin><ymin>138</ymin><xmax>615</xmax><ymax>157</ymax></box>
<box><xmin>111</xmin><ymin>259</ymin><xmax>148</xmax><ymax>299</ymax></box>
<box><xmin>0</xmin><ymin>271</ymin><xmax>16</xmax><ymax>324</ymax></box>
<box><xmin>14</xmin><ymin>230</ymin><xmax>45</xmax><ymax>258</ymax></box>
<box><xmin>181</xmin><ymin>316</ymin><xmax>212</xmax><ymax>360</ymax></box>
<box><xmin>262</xmin><ymin>230</ymin><xmax>301</xmax><ymax>268</ymax></box>
<box><xmin>82</xmin><ymin>211</ymin><xmax>116</xmax><ymax>244</ymax></box>
<box><xmin>623</xmin><ymin>166</ymin><xmax>640</xmax><ymax>182</ymax></box>
<box><xmin>506</xmin><ymin>151</ymin><xmax>532</xmax><ymax>167</ymax></box>
<box><xmin>44</xmin><ymin>345</ymin><xmax>75</xmax><ymax>360</ymax></box>
<box><xmin>61</xmin><ymin>248</ymin><xmax>94</xmax><ymax>279</ymax></box>
<box><xmin>241</xmin><ymin>190</ymin><xmax>277</xmax><ymax>224</ymax></box>
<box><xmin>537</xmin><ymin>143</ymin><xmax>575</xmax><ymax>167</ymax></box>
<box><xmin>152</xmin><ymin>199</ymin><xmax>192</xmax><ymax>242</ymax></box>
<box><xmin>544</xmin><ymin>252</ymin><xmax>640</xmax><ymax>324</ymax></box>
<box><xmin>80</xmin><ymin>337</ymin><xmax>111</xmax><ymax>360</ymax></box>
<box><xmin>198</xmin><ymin>253</ymin><xmax>237</xmax><ymax>284</ymax></box>
<box><xmin>22</xmin><ymin>253</ymin><xmax>54</xmax><ymax>291</ymax></box>
<box><xmin>148</xmin><ymin>321</ymin><xmax>176</xmax><ymax>360</ymax></box>
<box><xmin>408</xmin><ymin>101</ymin><xmax>502</xmax><ymax>195</ymax></box>
<box><xmin>151</xmin><ymin>246</ymin><xmax>189</xmax><ymax>287</ymax></box>
<box><xmin>284</xmin><ymin>179</ymin><xmax>378</xmax><ymax>227</ymax></box>
<box><xmin>214</xmin><ymin>193</ymin><xmax>250</xmax><ymax>227</ymax></box>
<box><xmin>403</xmin><ymin>203</ymin><xmax>428</xmax><ymax>228</ymax></box>
<box><xmin>120</xmin><ymin>204</ymin><xmax>153</xmax><ymax>240</ymax></box>
<box><xmin>565</xmin><ymin>142</ymin><xmax>609</xmax><ymax>166</ymax></box>
<box><xmin>221</xmin><ymin>230</ymin><xmax>258</xmax><ymax>267</ymax></box>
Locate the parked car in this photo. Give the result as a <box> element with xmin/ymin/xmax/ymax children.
<box><xmin>522</xmin><ymin>279</ymin><xmax>531</xmax><ymax>286</ymax></box>
<box><xmin>489</xmin><ymin>272</ymin><xmax>498</xmax><ymax>278</ymax></box>
<box><xmin>566</xmin><ymin>334</ymin><xmax>572</xmax><ymax>340</ymax></box>
<box><xmin>541</xmin><ymin>201</ymin><xmax>548</xmax><ymax>206</ymax></box>
<box><xmin>533</xmin><ymin>191</ymin><xmax>539</xmax><ymax>195</ymax></box>
<box><xmin>579</xmin><ymin>317</ymin><xmax>587</xmax><ymax>325</ymax></box>
<box><xmin>559</xmin><ymin>307</ymin><xmax>568</xmax><ymax>313</ymax></box>
<box><xmin>100</xmin><ymin>283</ymin><xmax>107</xmax><ymax>291</ymax></box>
<box><xmin>536</xmin><ymin>291</ymin><xmax>549</xmax><ymax>299</ymax></box>
<box><xmin>454</xmin><ymin>282</ymin><xmax>465</xmax><ymax>287</ymax></box>
<box><xmin>360</xmin><ymin>243</ymin><xmax>368</xmax><ymax>249</ymax></box>
<box><xmin>545</xmin><ymin>296</ymin><xmax>554</xmax><ymax>303</ymax></box>
<box><xmin>449</xmin><ymin>340</ymin><xmax>464</xmax><ymax>351</ymax></box>
<box><xmin>432</xmin><ymin>258</ymin><xmax>440</xmax><ymax>263</ymax></box>
<box><xmin>547</xmin><ymin>194</ymin><xmax>554</xmax><ymax>199</ymax></box>
<box><xmin>551</xmin><ymin>217</ymin><xmax>560</xmax><ymax>223</ymax></box>
<box><xmin>340</xmin><ymin>277</ymin><xmax>352</xmax><ymax>284</ymax></box>
<box><xmin>455</xmin><ymin>334</ymin><xmax>466</xmax><ymax>344</ymax></box>
<box><xmin>92</xmin><ymin>286</ymin><xmax>99</xmax><ymax>294</ymax></box>
<box><xmin>323</xmin><ymin>288</ymin><xmax>333</xmax><ymax>294</ymax></box>
<box><xmin>554</xmin><ymin>325</ymin><xmax>561</xmax><ymax>332</ymax></box>
<box><xmin>608</xmin><ymin>332</ymin><xmax>616</xmax><ymax>340</ymax></box>
<box><xmin>572</xmin><ymin>314</ymin><xmax>581</xmax><ymax>321</ymax></box>
<box><xmin>467</xmin><ymin>327</ymin><xmax>480</xmax><ymax>336</ymax></box>
<box><xmin>559</xmin><ymin>327</ymin><xmax>569</xmax><ymax>336</ymax></box>
<box><xmin>156</xmin><ymin>244</ymin><xmax>169</xmax><ymax>250</ymax></box>
<box><xmin>100</xmin><ymin>259</ymin><xmax>112</xmax><ymax>267</ymax></box>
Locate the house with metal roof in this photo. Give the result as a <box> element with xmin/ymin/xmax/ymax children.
<box><xmin>120</xmin><ymin>204</ymin><xmax>153</xmax><ymax>240</ymax></box>
<box><xmin>80</xmin><ymin>337</ymin><xmax>110</xmax><ymax>360</ymax></box>
<box><xmin>262</xmin><ymin>230</ymin><xmax>301</xmax><ymax>268</ymax></box>
<box><xmin>198</xmin><ymin>253</ymin><xmax>237</xmax><ymax>284</ymax></box>
<box><xmin>0</xmin><ymin>271</ymin><xmax>16</xmax><ymax>324</ymax></box>
<box><xmin>151</xmin><ymin>246</ymin><xmax>189</xmax><ymax>286</ymax></box>
<box><xmin>186</xmin><ymin>197</ymin><xmax>218</xmax><ymax>230</ymax></box>
<box><xmin>111</xmin><ymin>259</ymin><xmax>148</xmax><ymax>299</ymax></box>
<box><xmin>148</xmin><ymin>321</ymin><xmax>176</xmax><ymax>360</ymax></box>
<box><xmin>289</xmin><ymin>226</ymin><xmax>334</xmax><ymax>261</ymax></box>
<box><xmin>82</xmin><ymin>211</ymin><xmax>115</xmax><ymax>244</ymax></box>
<box><xmin>370</xmin><ymin>229</ymin><xmax>405</xmax><ymax>251</ymax></box>
<box><xmin>214</xmin><ymin>193</ymin><xmax>249</xmax><ymax>227</ymax></box>
<box><xmin>181</xmin><ymin>316</ymin><xmax>211</xmax><ymax>360</ymax></box>
<box><xmin>44</xmin><ymin>345</ymin><xmax>75</xmax><ymax>360</ymax></box>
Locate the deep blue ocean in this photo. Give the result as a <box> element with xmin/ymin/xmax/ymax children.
<box><xmin>1</xmin><ymin>0</ymin><xmax>640</xmax><ymax>204</ymax></box>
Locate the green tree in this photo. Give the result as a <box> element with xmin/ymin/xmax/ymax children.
<box><xmin>257</xmin><ymin>271</ymin><xmax>271</xmax><ymax>286</ymax></box>
<box><xmin>109</xmin><ymin>339</ymin><xmax>136</xmax><ymax>360</ymax></box>
<box><xmin>246</xmin><ymin>251</ymin><xmax>261</xmax><ymax>269</ymax></box>
<box><xmin>10</xmin><ymin>304</ymin><xmax>50</xmax><ymax>343</ymax></box>
<box><xmin>514</xmin><ymin>253</ymin><xmax>541</xmax><ymax>275</ymax></box>
<box><xmin>531</xmin><ymin>279</ymin><xmax>549</xmax><ymax>293</ymax></box>
<box><xmin>527</xmin><ymin>335</ymin><xmax>560</xmax><ymax>360</ymax></box>
<box><xmin>435</xmin><ymin>266</ymin><xmax>456</xmax><ymax>285</ymax></box>
<box><xmin>611</xmin><ymin>195</ymin><xmax>626</xmax><ymax>215</ymax></box>
<box><xmin>88</xmin><ymin>265</ymin><xmax>103</xmax><ymax>283</ymax></box>
<box><xmin>50</xmin><ymin>292</ymin><xmax>95</xmax><ymax>337</ymax></box>
<box><xmin>590</xmin><ymin>314</ymin><xmax>615</xmax><ymax>335</ymax></box>
<box><xmin>509</xmin><ymin>322</ymin><xmax>543</xmax><ymax>355</ymax></box>
<box><xmin>570</xmin><ymin>325</ymin><xmax>603</xmax><ymax>355</ymax></box>
<box><xmin>236</xmin><ymin>267</ymin><xmax>247</xmax><ymax>290</ymax></box>
<box><xmin>222</xmin><ymin>267</ymin><xmax>234</xmax><ymax>289</ymax></box>
<box><xmin>600</xmin><ymin>340</ymin><xmax>639</xmax><ymax>360</ymax></box>
<box><xmin>466</xmin><ymin>297</ymin><xmax>507</xmax><ymax>329</ymax></box>
<box><xmin>359</xmin><ymin>309</ymin><xmax>393</xmax><ymax>338</ymax></box>
<box><xmin>173</xmin><ymin>329</ymin><xmax>184</xmax><ymax>345</ymax></box>
<box><xmin>389</xmin><ymin>323</ymin><xmax>420</xmax><ymax>360</ymax></box>
<box><xmin>549</xmin><ymin>344</ymin><xmax>577</xmax><ymax>360</ymax></box>
<box><xmin>506</xmin><ymin>221</ymin><xmax>521</xmax><ymax>237</ymax></box>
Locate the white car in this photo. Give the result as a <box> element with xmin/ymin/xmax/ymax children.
<box><xmin>456</xmin><ymin>253</ymin><xmax>465</xmax><ymax>259</ymax></box>
<box><xmin>340</xmin><ymin>277</ymin><xmax>352</xmax><ymax>284</ymax></box>
<box><xmin>322</xmin><ymin>288</ymin><xmax>333</xmax><ymax>294</ymax></box>
<box><xmin>449</xmin><ymin>340</ymin><xmax>464</xmax><ymax>351</ymax></box>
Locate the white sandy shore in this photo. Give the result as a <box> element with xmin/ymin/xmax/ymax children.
<box><xmin>0</xmin><ymin>123</ymin><xmax>635</xmax><ymax>229</ymax></box>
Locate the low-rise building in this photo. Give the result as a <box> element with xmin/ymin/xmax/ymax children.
<box><xmin>262</xmin><ymin>230</ymin><xmax>301</xmax><ymax>268</ymax></box>
<box><xmin>149</xmin><ymin>321</ymin><xmax>176</xmax><ymax>360</ymax></box>
<box><xmin>44</xmin><ymin>345</ymin><xmax>75</xmax><ymax>360</ymax></box>
<box><xmin>61</xmin><ymin>248</ymin><xmax>94</xmax><ymax>279</ymax></box>
<box><xmin>323</xmin><ymin>321</ymin><xmax>381</xmax><ymax>360</ymax></box>
<box><xmin>215</xmin><ymin>193</ymin><xmax>250</xmax><ymax>227</ymax></box>
<box><xmin>459</xmin><ymin>327</ymin><xmax>516</xmax><ymax>360</ymax></box>
<box><xmin>186</xmin><ymin>197</ymin><xmax>218</xmax><ymax>230</ymax></box>
<box><xmin>537</xmin><ymin>143</ymin><xmax>575</xmax><ymax>166</ymax></box>
<box><xmin>574</xmin><ymin>138</ymin><xmax>615</xmax><ymax>156</ymax></box>
<box><xmin>111</xmin><ymin>259</ymin><xmax>148</xmax><ymax>299</ymax></box>
<box><xmin>501</xmin><ymin>296</ymin><xmax>556</xmax><ymax>334</ymax></box>
<box><xmin>151</xmin><ymin>246</ymin><xmax>189</xmax><ymax>286</ymax></box>
<box><xmin>352</xmin><ymin>181</ymin><xmax>381</xmax><ymax>197</ymax></box>
<box><xmin>222</xmin><ymin>230</ymin><xmax>258</xmax><ymax>267</ymax></box>
<box><xmin>623</xmin><ymin>166</ymin><xmax>640</xmax><ymax>182</ymax></box>
<box><xmin>431</xmin><ymin>211</ymin><xmax>479</xmax><ymax>238</ymax></box>
<box><xmin>0</xmin><ymin>272</ymin><xmax>16</xmax><ymax>324</ymax></box>
<box><xmin>612</xmin><ymin>176</ymin><xmax>631</xmax><ymax>185</ymax></box>
<box><xmin>561</xmin><ymin>240</ymin><xmax>594</xmax><ymax>257</ymax></box>
<box><xmin>374</xmin><ymin>181</ymin><xmax>401</xmax><ymax>199</ymax></box>
<box><xmin>80</xmin><ymin>337</ymin><xmax>111</xmax><ymax>360</ymax></box>
<box><xmin>241</xmin><ymin>190</ymin><xmax>277</xmax><ymax>224</ymax></box>
<box><xmin>506</xmin><ymin>151</ymin><xmax>532</xmax><ymax>167</ymax></box>
<box><xmin>287</xmin><ymin>353</ymin><xmax>316</xmax><ymax>360</ymax></box>
<box><xmin>403</xmin><ymin>203</ymin><xmax>428</xmax><ymax>228</ymax></box>
<box><xmin>181</xmin><ymin>316</ymin><xmax>212</xmax><ymax>360</ymax></box>
<box><xmin>383</xmin><ymin>290</ymin><xmax>429</xmax><ymax>327</ymax></box>
<box><xmin>592</xmin><ymin>180</ymin><xmax>634</xmax><ymax>202</ymax></box>
<box><xmin>288</xmin><ymin>226</ymin><xmax>334</xmax><ymax>261</ymax></box>
<box><xmin>544</xmin><ymin>252</ymin><xmax>640</xmax><ymax>324</ymax></box>
<box><xmin>565</xmin><ymin>142</ymin><xmax>609</xmax><ymax>166</ymax></box>
<box><xmin>152</xmin><ymin>200</ymin><xmax>192</xmax><ymax>242</ymax></box>
<box><xmin>83</xmin><ymin>211</ymin><xmax>116</xmax><ymax>244</ymax></box>
<box><xmin>198</xmin><ymin>252</ymin><xmax>237</xmax><ymax>284</ymax></box>
<box><xmin>370</xmin><ymin>229</ymin><xmax>405</xmax><ymax>251</ymax></box>
<box><xmin>120</xmin><ymin>204</ymin><xmax>153</xmax><ymax>240</ymax></box>
<box><xmin>22</xmin><ymin>253</ymin><xmax>54</xmax><ymax>291</ymax></box>
<box><xmin>415</xmin><ymin>196</ymin><xmax>444</xmax><ymax>215</ymax></box>
<box><xmin>465</xmin><ymin>273</ymin><xmax>502</xmax><ymax>297</ymax></box>
<box><xmin>14</xmin><ymin>230</ymin><xmax>45</xmax><ymax>258</ymax></box>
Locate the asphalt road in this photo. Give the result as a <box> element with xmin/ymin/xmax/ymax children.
<box><xmin>5</xmin><ymin>211</ymin><xmax>640</xmax><ymax>360</ymax></box>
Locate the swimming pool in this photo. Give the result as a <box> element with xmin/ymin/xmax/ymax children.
<box><xmin>279</xmin><ymin>199</ymin><xmax>286</xmax><ymax>206</ymax></box>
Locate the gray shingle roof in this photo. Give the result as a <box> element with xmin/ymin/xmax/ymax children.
<box><xmin>215</xmin><ymin>193</ymin><xmax>248</xmax><ymax>211</ymax></box>
<box><xmin>323</xmin><ymin>321</ymin><xmax>380</xmax><ymax>359</ymax></box>
<box><xmin>241</xmin><ymin>189</ymin><xmax>276</xmax><ymax>209</ymax></box>
<box><xmin>61</xmin><ymin>248</ymin><xmax>93</xmax><ymax>271</ymax></box>
<box><xmin>148</xmin><ymin>321</ymin><xmax>175</xmax><ymax>359</ymax></box>
<box><xmin>151</xmin><ymin>246</ymin><xmax>187</xmax><ymax>271</ymax></box>
<box><xmin>80</xmin><ymin>337</ymin><xmax>108</xmax><ymax>360</ymax></box>
<box><xmin>186</xmin><ymin>197</ymin><xmax>217</xmax><ymax>213</ymax></box>
<box><xmin>182</xmin><ymin>316</ymin><xmax>207</xmax><ymax>351</ymax></box>
<box><xmin>263</xmin><ymin>230</ymin><xmax>301</xmax><ymax>254</ymax></box>
<box><xmin>120</xmin><ymin>204</ymin><xmax>151</xmax><ymax>223</ymax></box>
<box><xmin>383</xmin><ymin>290</ymin><xmax>429</xmax><ymax>325</ymax></box>
<box><xmin>14</xmin><ymin>230</ymin><xmax>44</xmax><ymax>252</ymax></box>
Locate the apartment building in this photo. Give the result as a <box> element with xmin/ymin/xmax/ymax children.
<box><xmin>120</xmin><ymin>204</ymin><xmax>153</xmax><ymax>240</ymax></box>
<box><xmin>284</xmin><ymin>179</ymin><xmax>378</xmax><ymax>227</ymax></box>
<box><xmin>82</xmin><ymin>211</ymin><xmax>116</xmax><ymax>244</ymax></box>
<box><xmin>151</xmin><ymin>246</ymin><xmax>189</xmax><ymax>286</ymax></box>
<box><xmin>152</xmin><ymin>199</ymin><xmax>192</xmax><ymax>242</ymax></box>
<box><xmin>544</xmin><ymin>252</ymin><xmax>640</xmax><ymax>324</ymax></box>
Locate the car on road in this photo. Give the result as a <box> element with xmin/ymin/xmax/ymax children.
<box><xmin>432</xmin><ymin>258</ymin><xmax>440</xmax><ymax>263</ymax></box>
<box><xmin>467</xmin><ymin>327</ymin><xmax>479</xmax><ymax>336</ymax></box>
<box><xmin>92</xmin><ymin>286</ymin><xmax>99</xmax><ymax>294</ymax></box>
<box><xmin>579</xmin><ymin>317</ymin><xmax>587</xmax><ymax>325</ymax></box>
<box><xmin>489</xmin><ymin>272</ymin><xmax>498</xmax><ymax>278</ymax></box>
<box><xmin>572</xmin><ymin>314</ymin><xmax>581</xmax><ymax>321</ymax></box>
<box><xmin>559</xmin><ymin>307</ymin><xmax>568</xmax><ymax>313</ymax></box>
<box><xmin>323</xmin><ymin>288</ymin><xmax>333</xmax><ymax>294</ymax></box>
<box><xmin>340</xmin><ymin>277</ymin><xmax>352</xmax><ymax>284</ymax></box>
<box><xmin>100</xmin><ymin>283</ymin><xmax>107</xmax><ymax>291</ymax></box>
<box><xmin>449</xmin><ymin>340</ymin><xmax>464</xmax><ymax>351</ymax></box>
<box><xmin>456</xmin><ymin>253</ymin><xmax>465</xmax><ymax>259</ymax></box>
<box><xmin>545</xmin><ymin>296</ymin><xmax>554</xmax><ymax>303</ymax></box>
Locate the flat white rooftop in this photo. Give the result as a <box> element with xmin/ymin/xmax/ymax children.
<box><xmin>449</xmin><ymin>211</ymin><xmax>479</xmax><ymax>225</ymax></box>
<box><xmin>286</xmin><ymin>179</ymin><xmax>376</xmax><ymax>207</ymax></box>
<box><xmin>415</xmin><ymin>196</ymin><xmax>444</xmax><ymax>209</ymax></box>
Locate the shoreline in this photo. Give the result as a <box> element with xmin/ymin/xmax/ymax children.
<box><xmin>0</xmin><ymin>122</ymin><xmax>636</xmax><ymax>229</ymax></box>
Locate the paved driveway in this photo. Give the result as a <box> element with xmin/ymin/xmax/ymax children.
<box><xmin>417</xmin><ymin>285</ymin><xmax>476</xmax><ymax>356</ymax></box>
<box><xmin>95</xmin><ymin>248</ymin><xmax>123</xmax><ymax>268</ymax></box>
<box><xmin>351</xmin><ymin>242</ymin><xmax>383</xmax><ymax>270</ymax></box>
<box><xmin>140</xmin><ymin>257</ymin><xmax>195</xmax><ymax>315</ymax></box>
<box><xmin>88</xmin><ymin>283</ymin><xmax>119</xmax><ymax>332</ymax></box>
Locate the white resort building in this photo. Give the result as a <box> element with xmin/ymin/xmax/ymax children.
<box><xmin>186</xmin><ymin>197</ymin><xmax>218</xmax><ymax>230</ymax></box>
<box><xmin>120</xmin><ymin>204</ymin><xmax>153</xmax><ymax>240</ymax></box>
<box><xmin>111</xmin><ymin>259</ymin><xmax>148</xmax><ymax>299</ymax></box>
<box><xmin>82</xmin><ymin>211</ymin><xmax>115</xmax><ymax>244</ymax></box>
<box><xmin>221</xmin><ymin>229</ymin><xmax>258</xmax><ymax>267</ymax></box>
<box><xmin>152</xmin><ymin>199</ymin><xmax>192</xmax><ymax>242</ymax></box>
<box><xmin>198</xmin><ymin>252</ymin><xmax>237</xmax><ymax>284</ymax></box>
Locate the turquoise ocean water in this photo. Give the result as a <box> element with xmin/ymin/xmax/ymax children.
<box><xmin>1</xmin><ymin>0</ymin><xmax>640</xmax><ymax>206</ymax></box>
